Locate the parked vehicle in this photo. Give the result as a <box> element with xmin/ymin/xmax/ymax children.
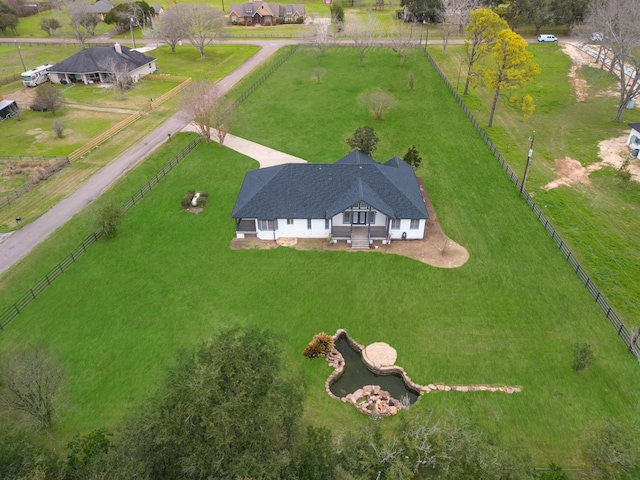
<box><xmin>21</xmin><ymin>64</ymin><xmax>52</xmax><ymax>87</ymax></box>
<box><xmin>537</xmin><ymin>34</ymin><xmax>558</xmax><ymax>43</ymax></box>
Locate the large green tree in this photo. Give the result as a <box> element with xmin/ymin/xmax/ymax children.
<box><xmin>105</xmin><ymin>326</ymin><xmax>304</xmax><ymax>479</ymax></box>
<box><xmin>400</xmin><ymin>0</ymin><xmax>444</xmax><ymax>22</ymax></box>
<box><xmin>483</xmin><ymin>29</ymin><xmax>540</xmax><ymax>127</ymax></box>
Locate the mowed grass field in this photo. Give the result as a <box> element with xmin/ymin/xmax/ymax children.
<box><xmin>0</xmin><ymin>47</ymin><xmax>639</xmax><ymax>465</ymax></box>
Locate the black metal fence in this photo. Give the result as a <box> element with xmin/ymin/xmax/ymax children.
<box><xmin>424</xmin><ymin>48</ymin><xmax>640</xmax><ymax>362</ymax></box>
<box><xmin>224</xmin><ymin>45</ymin><xmax>299</xmax><ymax>119</ymax></box>
<box><xmin>0</xmin><ymin>157</ymin><xmax>70</xmax><ymax>209</ymax></box>
<box><xmin>0</xmin><ymin>136</ymin><xmax>201</xmax><ymax>331</ymax></box>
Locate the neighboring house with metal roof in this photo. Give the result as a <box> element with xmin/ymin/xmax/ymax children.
<box><xmin>86</xmin><ymin>0</ymin><xmax>115</xmax><ymax>21</ymax></box>
<box><xmin>228</xmin><ymin>1</ymin><xmax>305</xmax><ymax>25</ymax></box>
<box><xmin>627</xmin><ymin>123</ymin><xmax>640</xmax><ymax>158</ymax></box>
<box><xmin>231</xmin><ymin>151</ymin><xmax>429</xmax><ymax>248</ymax></box>
<box><xmin>48</xmin><ymin>44</ymin><xmax>156</xmax><ymax>86</ymax></box>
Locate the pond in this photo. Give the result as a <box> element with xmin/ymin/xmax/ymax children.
<box><xmin>329</xmin><ymin>336</ymin><xmax>420</xmax><ymax>405</ymax></box>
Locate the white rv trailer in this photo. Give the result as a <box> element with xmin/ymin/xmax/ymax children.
<box><xmin>21</xmin><ymin>64</ymin><xmax>52</xmax><ymax>87</ymax></box>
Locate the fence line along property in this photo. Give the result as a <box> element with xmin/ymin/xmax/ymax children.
<box><xmin>0</xmin><ymin>157</ymin><xmax>70</xmax><ymax>209</ymax></box>
<box><xmin>424</xmin><ymin>49</ymin><xmax>640</xmax><ymax>363</ymax></box>
<box><xmin>0</xmin><ymin>136</ymin><xmax>201</xmax><ymax>331</ymax></box>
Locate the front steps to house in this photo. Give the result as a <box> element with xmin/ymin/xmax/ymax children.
<box><xmin>351</xmin><ymin>228</ymin><xmax>370</xmax><ymax>249</ymax></box>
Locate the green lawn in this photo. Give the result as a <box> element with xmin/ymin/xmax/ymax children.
<box><xmin>431</xmin><ymin>44</ymin><xmax>640</xmax><ymax>329</ymax></box>
<box><xmin>0</xmin><ymin>8</ymin><xmax>112</xmax><ymax>40</ymax></box>
<box><xmin>1</xmin><ymin>48</ymin><xmax>639</xmax><ymax>466</ymax></box>
<box><xmin>151</xmin><ymin>44</ymin><xmax>261</xmax><ymax>79</ymax></box>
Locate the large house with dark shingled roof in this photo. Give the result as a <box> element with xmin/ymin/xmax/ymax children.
<box><xmin>228</xmin><ymin>1</ymin><xmax>305</xmax><ymax>26</ymax></box>
<box><xmin>231</xmin><ymin>151</ymin><xmax>429</xmax><ymax>248</ymax></box>
<box><xmin>48</xmin><ymin>44</ymin><xmax>156</xmax><ymax>86</ymax></box>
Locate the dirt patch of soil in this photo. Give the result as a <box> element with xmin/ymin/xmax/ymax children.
<box><xmin>182</xmin><ymin>206</ymin><xmax>203</xmax><ymax>214</ymax></box>
<box><xmin>4</xmin><ymin>86</ymin><xmax>36</xmax><ymax>109</ymax></box>
<box><xmin>561</xmin><ymin>44</ymin><xmax>593</xmax><ymax>102</ymax></box>
<box><xmin>230</xmin><ymin>180</ymin><xmax>470</xmax><ymax>268</ymax></box>
<box><xmin>542</xmin><ymin>134</ymin><xmax>640</xmax><ymax>190</ymax></box>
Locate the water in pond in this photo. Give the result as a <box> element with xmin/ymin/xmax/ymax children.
<box><xmin>329</xmin><ymin>337</ymin><xmax>420</xmax><ymax>405</ymax></box>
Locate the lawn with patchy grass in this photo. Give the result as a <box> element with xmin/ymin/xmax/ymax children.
<box><xmin>1</xmin><ymin>48</ymin><xmax>639</xmax><ymax>466</ymax></box>
<box><xmin>430</xmin><ymin>43</ymin><xmax>640</xmax><ymax>328</ymax></box>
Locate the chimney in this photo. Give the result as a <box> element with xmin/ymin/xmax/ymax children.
<box><xmin>114</xmin><ymin>43</ymin><xmax>122</xmax><ymax>54</ymax></box>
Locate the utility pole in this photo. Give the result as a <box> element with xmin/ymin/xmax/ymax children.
<box><xmin>520</xmin><ymin>131</ymin><xmax>535</xmax><ymax>194</ymax></box>
<box><xmin>14</xmin><ymin>41</ymin><xmax>26</xmax><ymax>71</ymax></box>
<box><xmin>130</xmin><ymin>17</ymin><xmax>137</xmax><ymax>49</ymax></box>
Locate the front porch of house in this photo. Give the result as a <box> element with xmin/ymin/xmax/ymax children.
<box><xmin>331</xmin><ymin>225</ymin><xmax>388</xmax><ymax>249</ymax></box>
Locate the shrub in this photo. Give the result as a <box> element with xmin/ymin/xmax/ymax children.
<box><xmin>97</xmin><ymin>203</ymin><xmax>123</xmax><ymax>239</ymax></box>
<box><xmin>196</xmin><ymin>192</ymin><xmax>209</xmax><ymax>207</ymax></box>
<box><xmin>303</xmin><ymin>332</ymin><xmax>335</xmax><ymax>358</ymax></box>
<box><xmin>181</xmin><ymin>190</ymin><xmax>196</xmax><ymax>208</ymax></box>
<box><xmin>53</xmin><ymin>119</ymin><xmax>65</xmax><ymax>139</ymax></box>
<box><xmin>572</xmin><ymin>343</ymin><xmax>594</xmax><ymax>372</ymax></box>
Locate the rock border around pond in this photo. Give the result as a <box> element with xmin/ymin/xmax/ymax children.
<box><xmin>321</xmin><ymin>329</ymin><xmax>523</xmax><ymax>417</ymax></box>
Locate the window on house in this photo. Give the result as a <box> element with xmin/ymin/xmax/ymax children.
<box><xmin>325</xmin><ymin>219</ymin><xmax>330</xmax><ymax>229</ymax></box>
<box><xmin>391</xmin><ymin>219</ymin><xmax>401</xmax><ymax>230</ymax></box>
<box><xmin>258</xmin><ymin>219</ymin><xmax>278</xmax><ymax>231</ymax></box>
<box><xmin>307</xmin><ymin>219</ymin><xmax>312</xmax><ymax>229</ymax></box>
<box><xmin>410</xmin><ymin>219</ymin><xmax>420</xmax><ymax>230</ymax></box>
<box><xmin>343</xmin><ymin>212</ymin><xmax>351</xmax><ymax>224</ymax></box>
<box><xmin>287</xmin><ymin>219</ymin><xmax>294</xmax><ymax>225</ymax></box>
<box><xmin>370</xmin><ymin>212</ymin><xmax>376</xmax><ymax>224</ymax></box>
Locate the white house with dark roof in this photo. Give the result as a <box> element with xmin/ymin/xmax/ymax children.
<box><xmin>228</xmin><ymin>1</ymin><xmax>305</xmax><ymax>25</ymax></box>
<box><xmin>627</xmin><ymin>123</ymin><xmax>640</xmax><ymax>157</ymax></box>
<box><xmin>48</xmin><ymin>44</ymin><xmax>156</xmax><ymax>85</ymax></box>
<box><xmin>231</xmin><ymin>151</ymin><xmax>429</xmax><ymax>248</ymax></box>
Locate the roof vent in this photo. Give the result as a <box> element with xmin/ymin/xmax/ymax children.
<box><xmin>114</xmin><ymin>42</ymin><xmax>122</xmax><ymax>54</ymax></box>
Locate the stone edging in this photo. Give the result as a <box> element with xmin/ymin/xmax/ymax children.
<box><xmin>322</xmin><ymin>329</ymin><xmax>522</xmax><ymax>416</ymax></box>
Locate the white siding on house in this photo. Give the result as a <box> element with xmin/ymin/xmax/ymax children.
<box><xmin>265</xmin><ymin>218</ymin><xmax>330</xmax><ymax>239</ymax></box>
<box><xmin>627</xmin><ymin>128</ymin><xmax>640</xmax><ymax>149</ymax></box>
<box><xmin>388</xmin><ymin>219</ymin><xmax>425</xmax><ymax>239</ymax></box>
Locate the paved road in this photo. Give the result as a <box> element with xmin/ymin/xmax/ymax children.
<box><xmin>0</xmin><ymin>41</ymin><xmax>289</xmax><ymax>276</ymax></box>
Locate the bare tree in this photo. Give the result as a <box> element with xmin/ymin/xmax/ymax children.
<box><xmin>359</xmin><ymin>89</ymin><xmax>397</xmax><ymax>120</ymax></box>
<box><xmin>0</xmin><ymin>347</ymin><xmax>64</xmax><ymax>430</ymax></box>
<box><xmin>154</xmin><ymin>4</ymin><xmax>189</xmax><ymax>52</ymax></box>
<box><xmin>586</xmin><ymin>0</ymin><xmax>640</xmax><ymax>121</ymax></box>
<box><xmin>345</xmin><ymin>13</ymin><xmax>381</xmax><ymax>66</ymax></box>
<box><xmin>184</xmin><ymin>4</ymin><xmax>227</xmax><ymax>60</ymax></box>
<box><xmin>32</xmin><ymin>83</ymin><xmax>65</xmax><ymax>116</ymax></box>
<box><xmin>181</xmin><ymin>81</ymin><xmax>231</xmax><ymax>144</ymax></box>
<box><xmin>440</xmin><ymin>0</ymin><xmax>478</xmax><ymax>55</ymax></box>
<box><xmin>305</xmin><ymin>21</ymin><xmax>334</xmax><ymax>63</ymax></box>
<box><xmin>100</xmin><ymin>57</ymin><xmax>134</xmax><ymax>99</ymax></box>
<box><xmin>389</xmin><ymin>21</ymin><xmax>415</xmax><ymax>65</ymax></box>
<box><xmin>53</xmin><ymin>119</ymin><xmax>66</xmax><ymax>138</ymax></box>
<box><xmin>69</xmin><ymin>4</ymin><xmax>97</xmax><ymax>48</ymax></box>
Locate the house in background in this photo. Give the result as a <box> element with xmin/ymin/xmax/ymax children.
<box><xmin>627</xmin><ymin>123</ymin><xmax>640</xmax><ymax>158</ymax></box>
<box><xmin>150</xmin><ymin>3</ymin><xmax>164</xmax><ymax>18</ymax></box>
<box><xmin>48</xmin><ymin>44</ymin><xmax>156</xmax><ymax>85</ymax></box>
<box><xmin>228</xmin><ymin>1</ymin><xmax>306</xmax><ymax>25</ymax></box>
<box><xmin>231</xmin><ymin>151</ymin><xmax>429</xmax><ymax>248</ymax></box>
<box><xmin>86</xmin><ymin>0</ymin><xmax>115</xmax><ymax>21</ymax></box>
